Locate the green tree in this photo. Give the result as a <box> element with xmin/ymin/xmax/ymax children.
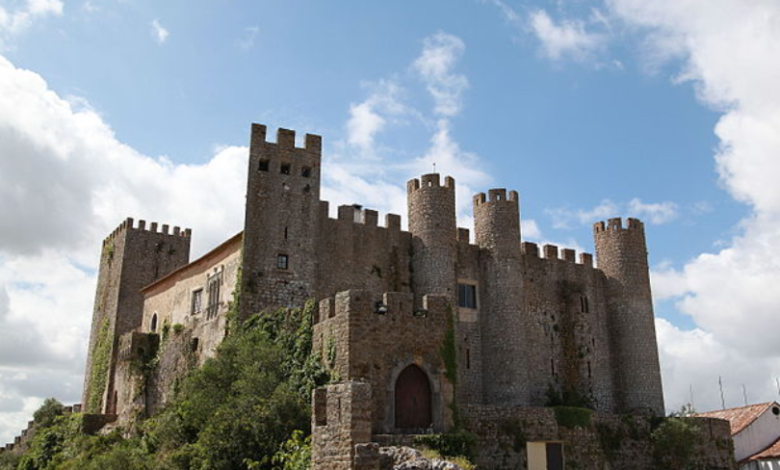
<box><xmin>652</xmin><ymin>418</ymin><xmax>700</xmax><ymax>470</ymax></box>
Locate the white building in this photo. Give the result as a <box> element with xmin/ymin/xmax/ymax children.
<box><xmin>696</xmin><ymin>402</ymin><xmax>780</xmax><ymax>469</ymax></box>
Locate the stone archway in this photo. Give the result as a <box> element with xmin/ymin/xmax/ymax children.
<box><xmin>394</xmin><ymin>364</ymin><xmax>432</xmax><ymax>430</ymax></box>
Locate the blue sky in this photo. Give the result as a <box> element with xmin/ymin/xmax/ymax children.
<box><xmin>1</xmin><ymin>0</ymin><xmax>779</xmax><ymax>442</ymax></box>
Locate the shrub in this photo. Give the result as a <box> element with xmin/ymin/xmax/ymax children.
<box><xmin>553</xmin><ymin>406</ymin><xmax>592</xmax><ymax>428</ymax></box>
<box><xmin>413</xmin><ymin>430</ymin><xmax>477</xmax><ymax>461</ymax></box>
<box><xmin>651</xmin><ymin>418</ymin><xmax>700</xmax><ymax>470</ymax></box>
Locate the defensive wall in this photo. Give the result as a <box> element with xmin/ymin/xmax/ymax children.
<box><xmin>311</xmin><ymin>380</ymin><xmax>735</xmax><ymax>470</ymax></box>
<box><xmin>313</xmin><ymin>290</ymin><xmax>453</xmax><ymax>434</ymax></box>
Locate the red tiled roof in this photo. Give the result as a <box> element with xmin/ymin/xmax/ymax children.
<box><xmin>693</xmin><ymin>402</ymin><xmax>777</xmax><ymax>435</ymax></box>
<box><xmin>744</xmin><ymin>436</ymin><xmax>780</xmax><ymax>463</ymax></box>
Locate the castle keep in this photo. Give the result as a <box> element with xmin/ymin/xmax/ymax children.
<box><xmin>77</xmin><ymin>124</ymin><xmax>735</xmax><ymax>470</ymax></box>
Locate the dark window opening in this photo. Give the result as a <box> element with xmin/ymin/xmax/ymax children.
<box><xmin>314</xmin><ymin>389</ymin><xmax>328</xmax><ymax>426</ymax></box>
<box><xmin>458</xmin><ymin>283</ymin><xmax>477</xmax><ymax>309</ymax></box>
<box><xmin>301</xmin><ymin>166</ymin><xmax>312</xmax><ymax>178</ymax></box>
<box><xmin>151</xmin><ymin>314</ymin><xmax>158</xmax><ymax>333</ymax></box>
<box><xmin>303</xmin><ymin>184</ymin><xmax>311</xmax><ymax>193</ymax></box>
<box><xmin>466</xmin><ymin>348</ymin><xmax>471</xmax><ymax>369</ymax></box>
<box><xmin>191</xmin><ymin>289</ymin><xmax>203</xmax><ymax>315</ymax></box>
<box><xmin>206</xmin><ymin>273</ymin><xmax>221</xmax><ymax>319</ymax></box>
<box><xmin>258</xmin><ymin>159</ymin><xmax>269</xmax><ymax>172</ymax></box>
<box><xmin>284</xmin><ymin>227</ymin><xmax>288</xmax><ymax>240</ymax></box>
<box><xmin>277</xmin><ymin>254</ymin><xmax>289</xmax><ymax>270</ymax></box>
<box><xmin>280</xmin><ymin>163</ymin><xmax>291</xmax><ymax>175</ymax></box>
<box><xmin>580</xmin><ymin>295</ymin><xmax>589</xmax><ymax>313</ymax></box>
<box><xmin>191</xmin><ymin>337</ymin><xmax>199</xmax><ymax>353</ymax></box>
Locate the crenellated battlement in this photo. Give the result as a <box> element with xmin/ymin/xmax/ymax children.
<box><xmin>313</xmin><ymin>290</ymin><xmax>448</xmax><ymax>325</ymax></box>
<box><xmin>250</xmin><ymin>123</ymin><xmax>322</xmax><ymax>155</ymax></box>
<box><xmin>407</xmin><ymin>173</ymin><xmax>455</xmax><ymax>193</ymax></box>
<box><xmin>473</xmin><ymin>188</ymin><xmax>519</xmax><ymax>206</ymax></box>
<box><xmin>521</xmin><ymin>242</ymin><xmax>594</xmax><ymax>268</ymax></box>
<box><xmin>102</xmin><ymin>217</ymin><xmax>192</xmax><ymax>246</ymax></box>
<box><xmin>593</xmin><ymin>217</ymin><xmax>644</xmax><ymax>234</ymax></box>
<box><xmin>320</xmin><ymin>202</ymin><xmax>404</xmax><ymax>231</ymax></box>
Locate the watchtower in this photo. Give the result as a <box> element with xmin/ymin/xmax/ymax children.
<box><xmin>473</xmin><ymin>189</ymin><xmax>530</xmax><ymax>405</ymax></box>
<box><xmin>594</xmin><ymin>217</ymin><xmax>664</xmax><ymax>415</ymax></box>
<box><xmin>240</xmin><ymin>124</ymin><xmax>322</xmax><ymax>318</ymax></box>
<box><xmin>82</xmin><ymin>218</ymin><xmax>191</xmax><ymax>414</ymax></box>
<box><xmin>406</xmin><ymin>174</ymin><xmax>457</xmax><ymax>306</ymax></box>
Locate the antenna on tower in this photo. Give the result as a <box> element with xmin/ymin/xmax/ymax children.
<box><xmin>719</xmin><ymin>376</ymin><xmax>726</xmax><ymax>410</ymax></box>
<box><xmin>433</xmin><ymin>162</ymin><xmax>437</xmax><ymax>174</ymax></box>
<box><xmin>743</xmin><ymin>384</ymin><xmax>748</xmax><ymax>406</ymax></box>
<box><xmin>776</xmin><ymin>378</ymin><xmax>780</xmax><ymax>398</ymax></box>
<box><xmin>690</xmin><ymin>384</ymin><xmax>695</xmax><ymax>410</ymax></box>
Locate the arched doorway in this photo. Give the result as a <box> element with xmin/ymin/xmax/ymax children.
<box><xmin>394</xmin><ymin>364</ymin><xmax>432</xmax><ymax>430</ymax></box>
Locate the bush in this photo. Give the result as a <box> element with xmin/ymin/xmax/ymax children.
<box><xmin>552</xmin><ymin>406</ymin><xmax>592</xmax><ymax>428</ymax></box>
<box><xmin>651</xmin><ymin>418</ymin><xmax>700</xmax><ymax>470</ymax></box>
<box><xmin>413</xmin><ymin>430</ymin><xmax>477</xmax><ymax>461</ymax></box>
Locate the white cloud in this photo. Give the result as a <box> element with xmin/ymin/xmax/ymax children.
<box><xmin>521</xmin><ymin>219</ymin><xmax>543</xmax><ymax>240</ymax></box>
<box><xmin>333</xmin><ymin>31</ymin><xmax>489</xmax><ymax>227</ymax></box>
<box><xmin>237</xmin><ymin>26</ymin><xmax>259</xmax><ymax>50</ymax></box>
<box><xmin>0</xmin><ymin>54</ymin><xmax>248</xmax><ymax>442</ymax></box>
<box><xmin>0</xmin><ymin>0</ymin><xmax>63</xmax><ymax>48</ymax></box>
<box><xmin>413</xmin><ymin>32</ymin><xmax>469</xmax><ymax>117</ymax></box>
<box><xmin>529</xmin><ymin>9</ymin><xmax>605</xmax><ymax>62</ymax></box>
<box><xmin>547</xmin><ymin>198</ymin><xmax>679</xmax><ymax>229</ymax></box>
<box><xmin>546</xmin><ymin>199</ymin><xmax>619</xmax><ymax>229</ymax></box>
<box><xmin>151</xmin><ymin>19</ymin><xmax>168</xmax><ymax>44</ymax></box>
<box><xmin>628</xmin><ymin>198</ymin><xmax>679</xmax><ymax>224</ymax></box>
<box><xmin>345</xmin><ymin>80</ymin><xmax>407</xmax><ymax>155</ymax></box>
<box><xmin>604</xmin><ymin>0</ymin><xmax>780</xmax><ymax>412</ymax></box>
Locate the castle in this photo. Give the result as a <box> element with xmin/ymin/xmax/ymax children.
<box><xmin>76</xmin><ymin>124</ymin><xmax>735</xmax><ymax>470</ymax></box>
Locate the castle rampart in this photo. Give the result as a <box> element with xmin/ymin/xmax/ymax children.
<box><xmin>81</xmin><ymin>123</ymin><xmax>674</xmax><ymax>470</ymax></box>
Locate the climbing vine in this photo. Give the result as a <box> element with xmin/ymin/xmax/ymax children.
<box><xmin>86</xmin><ymin>318</ymin><xmax>112</xmax><ymax>413</ymax></box>
<box><xmin>439</xmin><ymin>305</ymin><xmax>460</xmax><ymax>426</ymax></box>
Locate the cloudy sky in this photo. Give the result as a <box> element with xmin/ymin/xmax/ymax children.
<box><xmin>1</xmin><ymin>0</ymin><xmax>780</xmax><ymax>442</ymax></box>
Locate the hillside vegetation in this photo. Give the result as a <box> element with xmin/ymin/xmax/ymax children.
<box><xmin>0</xmin><ymin>301</ymin><xmax>328</xmax><ymax>470</ymax></box>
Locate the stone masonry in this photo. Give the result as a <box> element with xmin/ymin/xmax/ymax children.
<box><xmin>77</xmin><ymin>123</ymin><xmax>715</xmax><ymax>469</ymax></box>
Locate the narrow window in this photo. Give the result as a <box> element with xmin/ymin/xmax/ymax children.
<box><xmin>588</xmin><ymin>361</ymin><xmax>592</xmax><ymax>378</ymax></box>
<box><xmin>206</xmin><ymin>274</ymin><xmax>221</xmax><ymax>319</ymax></box>
<box><xmin>301</xmin><ymin>166</ymin><xmax>312</xmax><ymax>178</ymax></box>
<box><xmin>458</xmin><ymin>283</ymin><xmax>477</xmax><ymax>308</ymax></box>
<box><xmin>191</xmin><ymin>289</ymin><xmax>203</xmax><ymax>315</ymax></box>
<box><xmin>280</xmin><ymin>163</ymin><xmax>291</xmax><ymax>175</ymax></box>
<box><xmin>284</xmin><ymin>227</ymin><xmax>288</xmax><ymax>240</ymax></box>
<box><xmin>466</xmin><ymin>348</ymin><xmax>471</xmax><ymax>369</ymax></box>
<box><xmin>258</xmin><ymin>159</ymin><xmax>270</xmax><ymax>172</ymax></box>
<box><xmin>150</xmin><ymin>313</ymin><xmax>158</xmax><ymax>333</ymax></box>
<box><xmin>580</xmin><ymin>295</ymin><xmax>589</xmax><ymax>313</ymax></box>
<box><xmin>191</xmin><ymin>337</ymin><xmax>199</xmax><ymax>353</ymax></box>
<box><xmin>277</xmin><ymin>254</ymin><xmax>289</xmax><ymax>270</ymax></box>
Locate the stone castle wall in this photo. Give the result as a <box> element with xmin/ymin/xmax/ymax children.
<box><xmin>82</xmin><ymin>218</ymin><xmax>190</xmax><ymax>414</ymax></box>
<box><xmin>313</xmin><ymin>291</ymin><xmax>454</xmax><ymax>434</ymax></box>
<box><xmin>462</xmin><ymin>406</ymin><xmax>735</xmax><ymax>470</ymax></box>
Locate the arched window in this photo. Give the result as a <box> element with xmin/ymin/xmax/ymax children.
<box><xmin>394</xmin><ymin>364</ymin><xmax>432</xmax><ymax>430</ymax></box>
<box><xmin>151</xmin><ymin>313</ymin><xmax>158</xmax><ymax>333</ymax></box>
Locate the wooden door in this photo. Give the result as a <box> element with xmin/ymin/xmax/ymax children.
<box><xmin>394</xmin><ymin>364</ymin><xmax>432</xmax><ymax>430</ymax></box>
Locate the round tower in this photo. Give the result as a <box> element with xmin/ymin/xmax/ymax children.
<box><xmin>473</xmin><ymin>189</ymin><xmax>530</xmax><ymax>405</ymax></box>
<box><xmin>594</xmin><ymin>217</ymin><xmax>665</xmax><ymax>416</ymax></box>
<box><xmin>407</xmin><ymin>173</ymin><xmax>457</xmax><ymax>305</ymax></box>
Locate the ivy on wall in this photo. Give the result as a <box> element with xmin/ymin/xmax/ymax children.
<box><xmin>86</xmin><ymin>318</ymin><xmax>112</xmax><ymax>414</ymax></box>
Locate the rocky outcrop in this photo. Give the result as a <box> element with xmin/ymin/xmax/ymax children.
<box><xmin>378</xmin><ymin>446</ymin><xmax>467</xmax><ymax>470</ymax></box>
